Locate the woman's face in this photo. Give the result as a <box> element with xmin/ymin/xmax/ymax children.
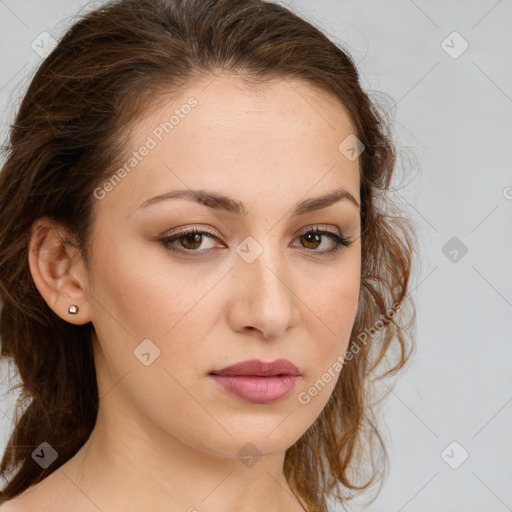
<box><xmin>84</xmin><ymin>74</ymin><xmax>361</xmax><ymax>460</ymax></box>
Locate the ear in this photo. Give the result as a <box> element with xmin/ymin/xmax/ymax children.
<box><xmin>28</xmin><ymin>216</ymin><xmax>92</xmax><ymax>325</ymax></box>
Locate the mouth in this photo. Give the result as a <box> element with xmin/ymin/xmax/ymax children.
<box><xmin>210</xmin><ymin>358</ymin><xmax>302</xmax><ymax>377</ymax></box>
<box><xmin>209</xmin><ymin>359</ymin><xmax>302</xmax><ymax>404</ymax></box>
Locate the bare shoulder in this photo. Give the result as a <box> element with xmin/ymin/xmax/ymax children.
<box><xmin>0</xmin><ymin>469</ymin><xmax>97</xmax><ymax>512</ymax></box>
<box><xmin>0</xmin><ymin>496</ymin><xmax>34</xmax><ymax>511</ymax></box>
<box><xmin>0</xmin><ymin>473</ymin><xmax>62</xmax><ymax>512</ymax></box>
<box><xmin>0</xmin><ymin>491</ymin><xmax>62</xmax><ymax>512</ymax></box>
<box><xmin>0</xmin><ymin>487</ymin><xmax>45</xmax><ymax>512</ymax></box>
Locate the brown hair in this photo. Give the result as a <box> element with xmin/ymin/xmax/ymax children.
<box><xmin>0</xmin><ymin>0</ymin><xmax>417</xmax><ymax>510</ymax></box>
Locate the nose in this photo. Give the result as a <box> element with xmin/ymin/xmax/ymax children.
<box><xmin>227</xmin><ymin>243</ymin><xmax>300</xmax><ymax>340</ymax></box>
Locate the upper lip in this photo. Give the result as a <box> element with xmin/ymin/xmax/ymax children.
<box><xmin>210</xmin><ymin>359</ymin><xmax>302</xmax><ymax>377</ymax></box>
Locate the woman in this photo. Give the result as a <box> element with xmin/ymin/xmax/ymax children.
<box><xmin>0</xmin><ymin>0</ymin><xmax>416</xmax><ymax>510</ymax></box>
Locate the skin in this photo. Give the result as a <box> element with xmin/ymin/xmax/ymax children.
<box><xmin>7</xmin><ymin>73</ymin><xmax>362</xmax><ymax>512</ymax></box>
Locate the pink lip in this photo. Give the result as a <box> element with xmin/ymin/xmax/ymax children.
<box><xmin>209</xmin><ymin>359</ymin><xmax>302</xmax><ymax>404</ymax></box>
<box><xmin>211</xmin><ymin>358</ymin><xmax>301</xmax><ymax>377</ymax></box>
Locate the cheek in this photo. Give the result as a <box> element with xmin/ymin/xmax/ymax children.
<box><xmin>298</xmin><ymin>256</ymin><xmax>361</xmax><ymax>397</ymax></box>
<box><xmin>306</xmin><ymin>254</ymin><xmax>361</xmax><ymax>342</ymax></box>
<box><xmin>318</xmin><ymin>274</ymin><xmax>360</xmax><ymax>325</ymax></box>
<box><xmin>88</xmin><ymin>231</ymin><xmax>210</xmax><ymax>338</ymax></box>
<box><xmin>86</xmin><ymin>237</ymin><xmax>227</xmax><ymax>448</ymax></box>
<box><xmin>87</xmin><ymin>230</ymin><xmax>227</xmax><ymax>390</ymax></box>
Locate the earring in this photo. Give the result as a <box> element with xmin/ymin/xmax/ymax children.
<box><xmin>68</xmin><ymin>305</ymin><xmax>79</xmax><ymax>315</ymax></box>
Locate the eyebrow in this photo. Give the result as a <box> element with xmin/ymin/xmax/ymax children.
<box><xmin>138</xmin><ymin>187</ymin><xmax>360</xmax><ymax>215</ymax></box>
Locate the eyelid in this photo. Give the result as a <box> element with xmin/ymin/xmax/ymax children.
<box><xmin>163</xmin><ymin>223</ymin><xmax>344</xmax><ymax>239</ymax></box>
<box><xmin>164</xmin><ymin>225</ymin><xmax>220</xmax><ymax>238</ymax></box>
<box><xmin>295</xmin><ymin>224</ymin><xmax>343</xmax><ymax>238</ymax></box>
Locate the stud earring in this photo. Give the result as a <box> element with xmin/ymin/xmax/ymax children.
<box><xmin>68</xmin><ymin>305</ymin><xmax>79</xmax><ymax>315</ymax></box>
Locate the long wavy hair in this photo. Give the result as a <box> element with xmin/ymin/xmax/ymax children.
<box><xmin>0</xmin><ymin>0</ymin><xmax>417</xmax><ymax>510</ymax></box>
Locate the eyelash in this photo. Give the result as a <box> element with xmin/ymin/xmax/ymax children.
<box><xmin>159</xmin><ymin>226</ymin><xmax>352</xmax><ymax>258</ymax></box>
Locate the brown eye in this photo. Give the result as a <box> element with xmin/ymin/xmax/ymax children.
<box><xmin>160</xmin><ymin>227</ymin><xmax>220</xmax><ymax>255</ymax></box>
<box><xmin>178</xmin><ymin>232</ymin><xmax>203</xmax><ymax>250</ymax></box>
<box><xmin>292</xmin><ymin>227</ymin><xmax>351</xmax><ymax>256</ymax></box>
<box><xmin>300</xmin><ymin>232</ymin><xmax>322</xmax><ymax>250</ymax></box>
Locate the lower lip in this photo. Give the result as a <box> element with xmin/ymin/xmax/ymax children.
<box><xmin>209</xmin><ymin>375</ymin><xmax>300</xmax><ymax>404</ymax></box>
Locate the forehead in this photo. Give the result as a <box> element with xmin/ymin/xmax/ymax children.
<box><xmin>97</xmin><ymin>74</ymin><xmax>361</xmax><ymax>217</ymax></box>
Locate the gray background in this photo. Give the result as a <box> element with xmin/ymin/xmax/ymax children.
<box><xmin>1</xmin><ymin>1</ymin><xmax>511</xmax><ymax>510</ymax></box>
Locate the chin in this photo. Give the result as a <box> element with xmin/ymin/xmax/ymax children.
<box><xmin>188</xmin><ymin>420</ymin><xmax>308</xmax><ymax>462</ymax></box>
